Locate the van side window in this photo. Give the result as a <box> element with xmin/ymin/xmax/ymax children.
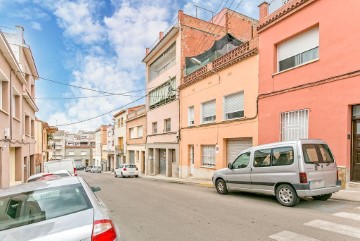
<box><xmin>254</xmin><ymin>149</ymin><xmax>272</xmax><ymax>167</ymax></box>
<box><xmin>232</xmin><ymin>152</ymin><xmax>251</xmax><ymax>169</ymax></box>
<box><xmin>272</xmin><ymin>146</ymin><xmax>294</xmax><ymax>166</ymax></box>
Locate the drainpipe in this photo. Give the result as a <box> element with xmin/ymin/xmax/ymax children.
<box><xmin>9</xmin><ymin>69</ymin><xmax>13</xmax><ymax>140</ymax></box>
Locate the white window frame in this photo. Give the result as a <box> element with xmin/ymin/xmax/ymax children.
<box><xmin>130</xmin><ymin>127</ymin><xmax>136</xmax><ymax>139</ymax></box>
<box><xmin>201</xmin><ymin>100</ymin><xmax>216</xmax><ymax>124</ymax></box>
<box><xmin>188</xmin><ymin>106</ymin><xmax>194</xmax><ymax>126</ymax></box>
<box><xmin>280</xmin><ymin>109</ymin><xmax>309</xmax><ymax>141</ymax></box>
<box><xmin>81</xmin><ymin>151</ymin><xmax>87</xmax><ymax>156</ymax></box>
<box><xmin>224</xmin><ymin>91</ymin><xmax>244</xmax><ymax>120</ymax></box>
<box><xmin>68</xmin><ymin>151</ymin><xmax>75</xmax><ymax>156</ymax></box>
<box><xmin>164</xmin><ymin>118</ymin><xmax>171</xmax><ymax>132</ymax></box>
<box><xmin>152</xmin><ymin>122</ymin><xmax>157</xmax><ymax>134</ymax></box>
<box><xmin>201</xmin><ymin>145</ymin><xmax>216</xmax><ymax>167</ymax></box>
<box><xmin>137</xmin><ymin>125</ymin><xmax>143</xmax><ymax>137</ymax></box>
<box><xmin>277</xmin><ymin>27</ymin><xmax>319</xmax><ymax>72</ymax></box>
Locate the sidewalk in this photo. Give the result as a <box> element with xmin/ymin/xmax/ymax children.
<box><xmin>140</xmin><ymin>175</ymin><xmax>360</xmax><ymax>202</ymax></box>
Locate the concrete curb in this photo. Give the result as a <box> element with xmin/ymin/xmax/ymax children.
<box><xmin>140</xmin><ymin>176</ymin><xmax>214</xmax><ymax>188</ymax></box>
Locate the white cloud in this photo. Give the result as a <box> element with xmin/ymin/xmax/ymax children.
<box><xmin>30</xmin><ymin>21</ymin><xmax>42</xmax><ymax>31</ymax></box>
<box><xmin>54</xmin><ymin>0</ymin><xmax>106</xmax><ymax>44</ymax></box>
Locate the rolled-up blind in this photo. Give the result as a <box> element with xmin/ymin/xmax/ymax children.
<box><xmin>202</xmin><ymin>100</ymin><xmax>216</xmax><ymax>118</ymax></box>
<box><xmin>225</xmin><ymin>92</ymin><xmax>244</xmax><ymax>115</ymax></box>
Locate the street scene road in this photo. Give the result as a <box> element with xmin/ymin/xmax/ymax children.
<box><xmin>81</xmin><ymin>171</ymin><xmax>360</xmax><ymax>241</ymax></box>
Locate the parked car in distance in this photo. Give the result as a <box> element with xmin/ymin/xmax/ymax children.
<box><xmin>27</xmin><ymin>170</ymin><xmax>71</xmax><ymax>182</ymax></box>
<box><xmin>0</xmin><ymin>176</ymin><xmax>120</xmax><ymax>240</ymax></box>
<box><xmin>85</xmin><ymin>166</ymin><xmax>93</xmax><ymax>172</ymax></box>
<box><xmin>44</xmin><ymin>159</ymin><xmax>77</xmax><ymax>176</ymax></box>
<box><xmin>91</xmin><ymin>166</ymin><xmax>102</xmax><ymax>173</ymax></box>
<box><xmin>212</xmin><ymin>139</ymin><xmax>341</xmax><ymax>207</ymax></box>
<box><xmin>114</xmin><ymin>164</ymin><xmax>139</xmax><ymax>178</ymax></box>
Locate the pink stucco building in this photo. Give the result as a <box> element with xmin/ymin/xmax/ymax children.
<box><xmin>0</xmin><ymin>26</ymin><xmax>39</xmax><ymax>188</ymax></box>
<box><xmin>257</xmin><ymin>0</ymin><xmax>360</xmax><ymax>185</ymax></box>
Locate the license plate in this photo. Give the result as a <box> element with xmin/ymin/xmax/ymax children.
<box><xmin>310</xmin><ymin>180</ymin><xmax>325</xmax><ymax>189</ymax></box>
<box><xmin>129</xmin><ymin>172</ymin><xmax>134</xmax><ymax>174</ymax></box>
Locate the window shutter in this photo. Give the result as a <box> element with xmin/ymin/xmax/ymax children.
<box><xmin>278</xmin><ymin>27</ymin><xmax>319</xmax><ymax>62</ymax></box>
<box><xmin>202</xmin><ymin>100</ymin><xmax>216</xmax><ymax>118</ymax></box>
<box><xmin>225</xmin><ymin>92</ymin><xmax>244</xmax><ymax>115</ymax></box>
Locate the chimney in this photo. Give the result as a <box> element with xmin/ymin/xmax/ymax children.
<box><xmin>258</xmin><ymin>2</ymin><xmax>269</xmax><ymax>22</ymax></box>
<box><xmin>159</xmin><ymin>31</ymin><xmax>164</xmax><ymax>40</ymax></box>
<box><xmin>146</xmin><ymin>48</ymin><xmax>149</xmax><ymax>55</ymax></box>
<box><xmin>15</xmin><ymin>25</ymin><xmax>24</xmax><ymax>44</ymax></box>
<box><xmin>178</xmin><ymin>10</ymin><xmax>184</xmax><ymax>24</ymax></box>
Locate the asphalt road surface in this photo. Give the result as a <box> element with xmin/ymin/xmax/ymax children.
<box><xmin>80</xmin><ymin>171</ymin><xmax>360</xmax><ymax>241</ymax></box>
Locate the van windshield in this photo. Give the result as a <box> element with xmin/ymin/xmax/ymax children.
<box><xmin>302</xmin><ymin>144</ymin><xmax>335</xmax><ymax>164</ymax></box>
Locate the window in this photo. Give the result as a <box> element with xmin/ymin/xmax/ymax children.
<box><xmin>254</xmin><ymin>148</ymin><xmax>272</xmax><ymax>167</ymax></box>
<box><xmin>117</xmin><ymin>119</ymin><xmax>120</xmax><ymax>128</ymax></box>
<box><xmin>0</xmin><ymin>81</ymin><xmax>6</xmax><ymax>110</ymax></box>
<box><xmin>232</xmin><ymin>152</ymin><xmax>251</xmax><ymax>169</ymax></box>
<box><xmin>13</xmin><ymin>90</ymin><xmax>20</xmax><ymax>119</ymax></box>
<box><xmin>164</xmin><ymin>118</ymin><xmax>171</xmax><ymax>132</ymax></box>
<box><xmin>202</xmin><ymin>145</ymin><xmax>216</xmax><ymax>167</ymax></box>
<box><xmin>25</xmin><ymin>115</ymin><xmax>30</xmax><ymax>136</ymax></box>
<box><xmin>152</xmin><ymin>122</ymin><xmax>157</xmax><ymax>134</ymax></box>
<box><xmin>224</xmin><ymin>92</ymin><xmax>244</xmax><ymax>120</ymax></box>
<box><xmin>130</xmin><ymin>128</ymin><xmax>135</xmax><ymax>139</ymax></box>
<box><xmin>189</xmin><ymin>145</ymin><xmax>194</xmax><ymax>165</ymax></box>
<box><xmin>81</xmin><ymin>151</ymin><xmax>86</xmax><ymax>156</ymax></box>
<box><xmin>108</xmin><ymin>132</ymin><xmax>112</xmax><ymax>137</ymax></box>
<box><xmin>68</xmin><ymin>151</ymin><xmax>74</xmax><ymax>156</ymax></box>
<box><xmin>149</xmin><ymin>78</ymin><xmax>176</xmax><ymax>109</ymax></box>
<box><xmin>31</xmin><ymin>119</ymin><xmax>34</xmax><ymax>137</ymax></box>
<box><xmin>149</xmin><ymin>42</ymin><xmax>176</xmax><ymax>81</ymax></box>
<box><xmin>302</xmin><ymin>144</ymin><xmax>334</xmax><ymax>164</ymax></box>
<box><xmin>188</xmin><ymin>106</ymin><xmax>194</xmax><ymax>126</ymax></box>
<box><xmin>0</xmin><ymin>184</ymin><xmax>91</xmax><ymax>231</ymax></box>
<box><xmin>202</xmin><ymin>100</ymin><xmax>216</xmax><ymax>124</ymax></box>
<box><xmin>137</xmin><ymin>126</ymin><xmax>143</xmax><ymax>137</ymax></box>
<box><xmin>277</xmin><ymin>27</ymin><xmax>319</xmax><ymax>72</ymax></box>
<box><xmin>281</xmin><ymin>109</ymin><xmax>309</xmax><ymax>141</ymax></box>
<box><xmin>120</xmin><ymin>117</ymin><xmax>124</xmax><ymax>127</ymax></box>
<box><xmin>272</xmin><ymin>147</ymin><xmax>294</xmax><ymax>166</ymax></box>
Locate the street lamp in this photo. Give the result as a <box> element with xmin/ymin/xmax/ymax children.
<box><xmin>190</xmin><ymin>57</ymin><xmax>220</xmax><ymax>83</ymax></box>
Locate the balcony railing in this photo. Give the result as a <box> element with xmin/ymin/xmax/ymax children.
<box><xmin>268</xmin><ymin>0</ymin><xmax>292</xmax><ymax>14</ymax></box>
<box><xmin>127</xmin><ymin>106</ymin><xmax>146</xmax><ymax>120</ymax></box>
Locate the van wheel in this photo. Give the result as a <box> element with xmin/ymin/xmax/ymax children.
<box><xmin>312</xmin><ymin>193</ymin><xmax>332</xmax><ymax>201</ymax></box>
<box><xmin>121</xmin><ymin>172</ymin><xmax>124</xmax><ymax>178</ymax></box>
<box><xmin>276</xmin><ymin>184</ymin><xmax>299</xmax><ymax>207</ymax></box>
<box><xmin>114</xmin><ymin>173</ymin><xmax>117</xmax><ymax>178</ymax></box>
<box><xmin>216</xmin><ymin>179</ymin><xmax>228</xmax><ymax>195</ymax></box>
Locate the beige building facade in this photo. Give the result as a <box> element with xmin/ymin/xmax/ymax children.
<box><xmin>0</xmin><ymin>26</ymin><xmax>39</xmax><ymax>187</ymax></box>
<box><xmin>126</xmin><ymin>105</ymin><xmax>146</xmax><ymax>175</ymax></box>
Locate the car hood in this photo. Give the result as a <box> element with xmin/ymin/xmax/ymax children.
<box><xmin>214</xmin><ymin>168</ymin><xmax>228</xmax><ymax>176</ymax></box>
<box><xmin>0</xmin><ymin>209</ymin><xmax>94</xmax><ymax>241</ymax></box>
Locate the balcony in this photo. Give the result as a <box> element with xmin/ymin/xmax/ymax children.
<box><xmin>268</xmin><ymin>0</ymin><xmax>292</xmax><ymax>14</ymax></box>
<box><xmin>182</xmin><ymin>38</ymin><xmax>258</xmax><ymax>89</ymax></box>
<box><xmin>127</xmin><ymin>106</ymin><xmax>146</xmax><ymax>120</ymax></box>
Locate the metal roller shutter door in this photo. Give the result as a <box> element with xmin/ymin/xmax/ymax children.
<box><xmin>227</xmin><ymin>139</ymin><xmax>252</xmax><ymax>164</ymax></box>
<box><xmin>159</xmin><ymin>149</ymin><xmax>166</xmax><ymax>175</ymax></box>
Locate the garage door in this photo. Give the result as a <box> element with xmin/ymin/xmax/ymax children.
<box><xmin>159</xmin><ymin>149</ymin><xmax>166</xmax><ymax>175</ymax></box>
<box><xmin>227</xmin><ymin>138</ymin><xmax>252</xmax><ymax>164</ymax></box>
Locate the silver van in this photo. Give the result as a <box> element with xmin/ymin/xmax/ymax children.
<box><xmin>212</xmin><ymin>139</ymin><xmax>341</xmax><ymax>207</ymax></box>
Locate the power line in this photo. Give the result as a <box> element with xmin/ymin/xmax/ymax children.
<box><xmin>55</xmin><ymin>95</ymin><xmax>146</xmax><ymax>127</ymax></box>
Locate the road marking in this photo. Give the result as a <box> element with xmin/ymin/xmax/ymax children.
<box><xmin>305</xmin><ymin>220</ymin><xmax>360</xmax><ymax>239</ymax></box>
<box><xmin>333</xmin><ymin>212</ymin><xmax>360</xmax><ymax>221</ymax></box>
<box><xmin>269</xmin><ymin>231</ymin><xmax>320</xmax><ymax>241</ymax></box>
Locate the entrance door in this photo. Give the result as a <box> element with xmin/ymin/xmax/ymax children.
<box><xmin>189</xmin><ymin>145</ymin><xmax>194</xmax><ymax>176</ymax></box>
<box><xmin>129</xmin><ymin>151</ymin><xmax>135</xmax><ymax>164</ymax></box>
<box><xmin>159</xmin><ymin>149</ymin><xmax>166</xmax><ymax>175</ymax></box>
<box><xmin>10</xmin><ymin>148</ymin><xmax>15</xmax><ymax>186</ymax></box>
<box><xmin>352</xmin><ymin>120</ymin><xmax>360</xmax><ymax>181</ymax></box>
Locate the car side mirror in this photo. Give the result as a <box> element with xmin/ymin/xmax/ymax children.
<box><xmin>91</xmin><ymin>186</ymin><xmax>101</xmax><ymax>192</ymax></box>
<box><xmin>227</xmin><ymin>163</ymin><xmax>233</xmax><ymax>169</ymax></box>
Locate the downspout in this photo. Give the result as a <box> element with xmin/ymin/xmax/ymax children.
<box><xmin>9</xmin><ymin>69</ymin><xmax>13</xmax><ymax>140</ymax></box>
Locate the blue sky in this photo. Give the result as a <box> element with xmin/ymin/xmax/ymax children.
<box><xmin>0</xmin><ymin>0</ymin><xmax>262</xmax><ymax>131</ymax></box>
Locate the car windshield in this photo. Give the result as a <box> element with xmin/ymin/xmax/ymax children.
<box><xmin>0</xmin><ymin>183</ymin><xmax>92</xmax><ymax>231</ymax></box>
<box><xmin>302</xmin><ymin>144</ymin><xmax>335</xmax><ymax>164</ymax></box>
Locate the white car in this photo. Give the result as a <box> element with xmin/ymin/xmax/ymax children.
<box><xmin>114</xmin><ymin>164</ymin><xmax>139</xmax><ymax>178</ymax></box>
<box><xmin>27</xmin><ymin>170</ymin><xmax>72</xmax><ymax>182</ymax></box>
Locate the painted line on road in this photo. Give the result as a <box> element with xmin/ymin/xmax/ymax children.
<box><xmin>333</xmin><ymin>212</ymin><xmax>360</xmax><ymax>221</ymax></box>
<box><xmin>269</xmin><ymin>230</ymin><xmax>320</xmax><ymax>241</ymax></box>
<box><xmin>304</xmin><ymin>219</ymin><xmax>360</xmax><ymax>239</ymax></box>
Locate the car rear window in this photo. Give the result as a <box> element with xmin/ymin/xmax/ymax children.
<box><xmin>302</xmin><ymin>144</ymin><xmax>335</xmax><ymax>164</ymax></box>
<box><xmin>0</xmin><ymin>183</ymin><xmax>92</xmax><ymax>231</ymax></box>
